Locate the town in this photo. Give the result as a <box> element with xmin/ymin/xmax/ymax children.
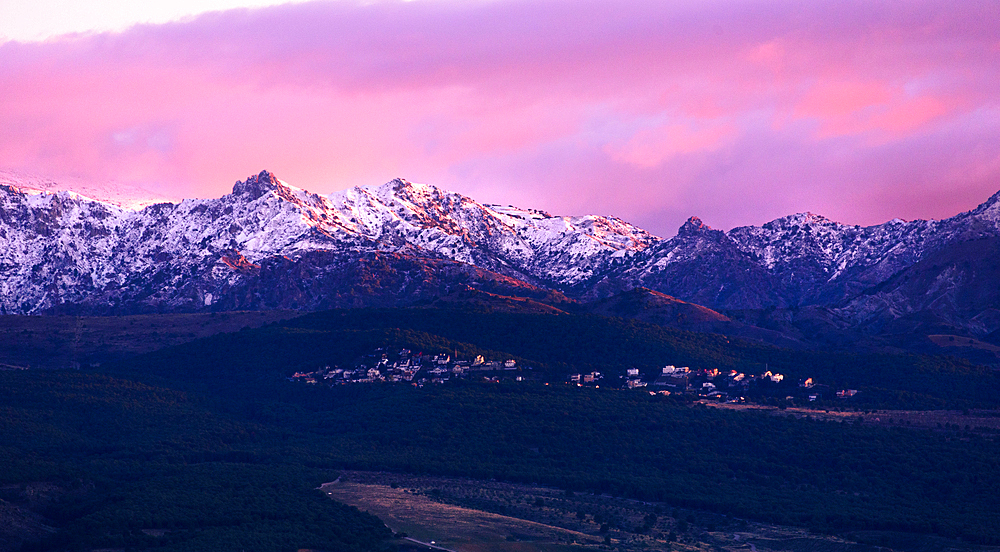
<box><xmin>290</xmin><ymin>348</ymin><xmax>529</xmax><ymax>386</ymax></box>
<box><xmin>289</xmin><ymin>347</ymin><xmax>858</xmax><ymax>404</ymax></box>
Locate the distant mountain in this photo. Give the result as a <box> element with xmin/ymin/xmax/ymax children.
<box><xmin>588</xmin><ymin>191</ymin><xmax>1000</xmax><ymax>348</ymax></box>
<box><xmin>4</xmin><ymin>170</ymin><xmax>1000</xmax><ymax>354</ymax></box>
<box><xmin>584</xmin><ymin>216</ymin><xmax>779</xmax><ymax>309</ymax></box>
<box><xmin>0</xmin><ymin>171</ymin><xmax>635</xmax><ymax>314</ymax></box>
<box><xmin>593</xmin><ymin>193</ymin><xmax>1000</xmax><ymax>310</ymax></box>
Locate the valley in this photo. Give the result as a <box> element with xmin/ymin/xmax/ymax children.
<box><xmin>4</xmin><ymin>173</ymin><xmax>1000</xmax><ymax>551</ymax></box>
<box><xmin>4</xmin><ymin>314</ymin><xmax>1000</xmax><ymax>550</ymax></box>
<box><xmin>5</xmin><ymin>2</ymin><xmax>999</xmax><ymax>551</ymax></box>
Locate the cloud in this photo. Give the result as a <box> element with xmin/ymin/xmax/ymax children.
<box><xmin>0</xmin><ymin>0</ymin><xmax>315</xmax><ymax>42</ymax></box>
<box><xmin>604</xmin><ymin>119</ymin><xmax>736</xmax><ymax>168</ymax></box>
<box><xmin>1</xmin><ymin>0</ymin><xmax>998</xmax><ymax>235</ymax></box>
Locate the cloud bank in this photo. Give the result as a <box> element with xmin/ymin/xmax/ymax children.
<box><xmin>2</xmin><ymin>0</ymin><xmax>999</xmax><ymax>235</ymax></box>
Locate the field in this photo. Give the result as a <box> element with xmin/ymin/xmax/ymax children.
<box><xmin>322</xmin><ymin>472</ymin><xmax>979</xmax><ymax>552</ymax></box>
<box><xmin>701</xmin><ymin>401</ymin><xmax>1000</xmax><ymax>434</ymax></box>
<box><xmin>323</xmin><ymin>478</ymin><xmax>598</xmax><ymax>552</ymax></box>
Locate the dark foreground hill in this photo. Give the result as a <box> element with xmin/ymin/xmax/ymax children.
<box><xmin>3</xmin><ymin>369</ymin><xmax>1000</xmax><ymax>550</ymax></box>
<box><xmin>4</xmin><ymin>307</ymin><xmax>1000</xmax><ymax>550</ymax></box>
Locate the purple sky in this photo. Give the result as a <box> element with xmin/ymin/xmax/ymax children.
<box><xmin>2</xmin><ymin>0</ymin><xmax>999</xmax><ymax>236</ymax></box>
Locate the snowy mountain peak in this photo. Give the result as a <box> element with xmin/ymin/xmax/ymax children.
<box><xmin>5</xmin><ymin>167</ymin><xmax>1000</xmax><ymax>318</ymax></box>
<box><xmin>789</xmin><ymin>212</ymin><xmax>834</xmax><ymax>225</ymax></box>
<box><xmin>369</xmin><ymin>177</ymin><xmax>443</xmax><ymax>203</ymax></box>
<box><xmin>761</xmin><ymin>211</ymin><xmax>842</xmax><ymax>230</ymax></box>
<box><xmin>383</xmin><ymin>177</ymin><xmax>427</xmax><ymax>194</ymax></box>
<box><xmin>232</xmin><ymin>170</ymin><xmax>287</xmax><ymax>199</ymax></box>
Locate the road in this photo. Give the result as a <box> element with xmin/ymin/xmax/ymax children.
<box><xmin>403</xmin><ymin>536</ymin><xmax>459</xmax><ymax>552</ymax></box>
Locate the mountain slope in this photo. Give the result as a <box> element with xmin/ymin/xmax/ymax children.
<box><xmin>727</xmin><ymin>192</ymin><xmax>1000</xmax><ymax>306</ymax></box>
<box><xmin>840</xmin><ymin>237</ymin><xmax>1000</xmax><ymax>335</ymax></box>
<box><xmin>0</xmin><ymin>171</ymin><xmax>636</xmax><ymax>314</ymax></box>
<box><xmin>586</xmin><ymin>217</ymin><xmax>781</xmax><ymax>309</ymax></box>
<box><xmin>4</xmin><ymin>169</ymin><xmax>1000</xmax><ymax>348</ymax></box>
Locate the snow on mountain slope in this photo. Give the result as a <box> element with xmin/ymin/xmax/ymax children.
<box><xmin>585</xmin><ymin>191</ymin><xmax>1000</xmax><ymax>310</ymax></box>
<box><xmin>0</xmin><ymin>184</ymin><xmax>130</xmax><ymax>311</ymax></box>
<box><xmin>589</xmin><ymin>216</ymin><xmax>783</xmax><ymax>309</ymax></box>
<box><xmin>323</xmin><ymin>177</ymin><xmax>657</xmax><ymax>285</ymax></box>
<box><xmin>0</xmin><ymin>171</ymin><xmax>655</xmax><ymax>313</ymax></box>
<box><xmin>3</xmin><ymin>168</ymin><xmax>1000</xmax><ymax>317</ymax></box>
<box><xmin>724</xmin><ymin>191</ymin><xmax>1000</xmax><ymax>306</ymax></box>
<box><xmin>725</xmin><ymin>214</ymin><xmax>941</xmax><ymax>304</ymax></box>
<box><xmin>0</xmin><ymin>169</ymin><xmax>167</xmax><ymax>210</ymax></box>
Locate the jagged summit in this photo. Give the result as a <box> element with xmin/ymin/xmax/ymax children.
<box><xmin>0</xmin><ymin>170</ymin><xmax>665</xmax><ymax>313</ymax></box>
<box><xmin>380</xmin><ymin>177</ymin><xmax>423</xmax><ymax>193</ymax></box>
<box><xmin>369</xmin><ymin>177</ymin><xmax>411</xmax><ymax>196</ymax></box>
<box><xmin>232</xmin><ymin>170</ymin><xmax>286</xmax><ymax>199</ymax></box>
<box><xmin>678</xmin><ymin>216</ymin><xmax>712</xmax><ymax>235</ymax></box>
<box><xmin>368</xmin><ymin>177</ymin><xmax>453</xmax><ymax>208</ymax></box>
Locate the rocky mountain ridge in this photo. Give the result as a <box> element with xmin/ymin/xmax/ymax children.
<box><xmin>0</xmin><ymin>171</ymin><xmax>647</xmax><ymax>314</ymax></box>
<box><xmin>3</xmin><ymin>170</ymin><xmax>1000</xmax><ymax>345</ymax></box>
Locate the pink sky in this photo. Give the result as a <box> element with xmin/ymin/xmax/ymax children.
<box><xmin>2</xmin><ymin>0</ymin><xmax>999</xmax><ymax>236</ymax></box>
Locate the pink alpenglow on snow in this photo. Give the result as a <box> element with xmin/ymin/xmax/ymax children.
<box><xmin>1</xmin><ymin>0</ymin><xmax>999</xmax><ymax>236</ymax></box>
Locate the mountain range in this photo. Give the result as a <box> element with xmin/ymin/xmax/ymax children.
<box><xmin>4</xmin><ymin>170</ymin><xmax>1000</xmax><ymax>358</ymax></box>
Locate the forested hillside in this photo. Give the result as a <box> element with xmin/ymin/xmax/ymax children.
<box><xmin>4</xmin><ymin>307</ymin><xmax>1000</xmax><ymax>550</ymax></box>
<box><xmin>125</xmin><ymin>307</ymin><xmax>1000</xmax><ymax>409</ymax></box>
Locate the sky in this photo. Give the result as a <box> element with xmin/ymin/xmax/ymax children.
<box><xmin>1</xmin><ymin>0</ymin><xmax>999</xmax><ymax>236</ymax></box>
